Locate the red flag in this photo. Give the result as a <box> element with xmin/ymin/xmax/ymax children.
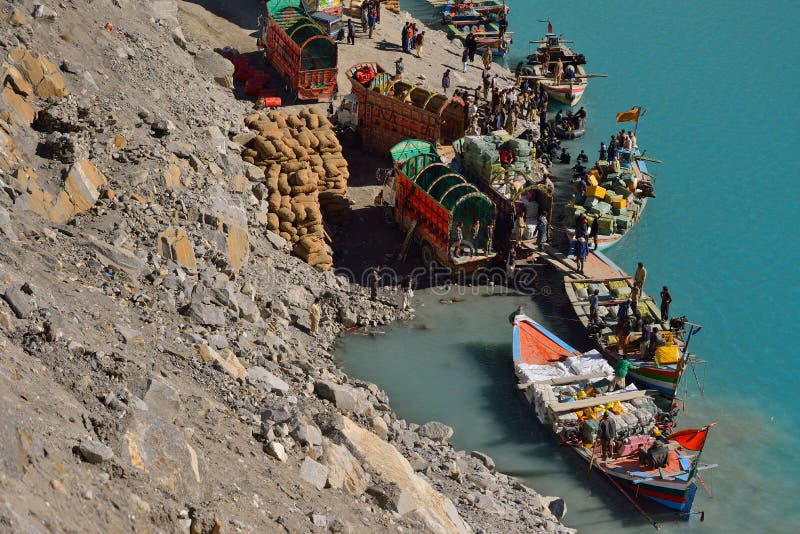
<box><xmin>547</xmin><ymin>22</ymin><xmax>553</xmax><ymax>33</ymax></box>
<box><xmin>667</xmin><ymin>428</ymin><xmax>709</xmax><ymax>451</ymax></box>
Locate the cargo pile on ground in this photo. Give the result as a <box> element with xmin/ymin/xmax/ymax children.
<box><xmin>0</xmin><ymin>1</ymin><xmax>572</xmax><ymax>532</ymax></box>
<box><xmin>242</xmin><ymin>107</ymin><xmax>351</xmax><ymax>270</ymax></box>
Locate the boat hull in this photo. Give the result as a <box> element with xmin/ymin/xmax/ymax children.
<box><xmin>541</xmin><ymin>82</ymin><xmax>586</xmax><ymax>106</ymax></box>
<box><xmin>572</xmin><ymin>447</ymin><xmax>698</xmax><ymax>513</ymax></box>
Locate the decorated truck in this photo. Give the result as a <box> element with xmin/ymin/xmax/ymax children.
<box><xmin>258</xmin><ymin>0</ymin><xmax>338</xmax><ymax>101</ymax></box>
<box><xmin>385</xmin><ymin>140</ymin><xmax>497</xmax><ymax>271</ymax></box>
<box><xmin>336</xmin><ymin>63</ymin><xmax>467</xmax><ymax>155</ymax></box>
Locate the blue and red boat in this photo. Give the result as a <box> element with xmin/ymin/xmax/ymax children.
<box><xmin>511</xmin><ymin>312</ymin><xmax>716</xmax><ymax>522</ymax></box>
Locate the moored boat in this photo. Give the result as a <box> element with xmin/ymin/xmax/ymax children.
<box><xmin>551</xmin><ymin>118</ymin><xmax>585</xmax><ymax>139</ymax></box>
<box><xmin>511</xmin><ymin>313</ymin><xmax>716</xmax><ymax>519</ymax></box>
<box><xmin>564</xmin><ymin>146</ymin><xmax>653</xmax><ymax>250</ymax></box>
<box><xmin>562</xmin><ymin>274</ymin><xmax>706</xmax><ymax>398</ymax></box>
<box><xmin>440</xmin><ymin>0</ymin><xmax>509</xmax><ymax>24</ymax></box>
<box><xmin>516</xmin><ymin>26</ymin><xmax>604</xmax><ymax>106</ymax></box>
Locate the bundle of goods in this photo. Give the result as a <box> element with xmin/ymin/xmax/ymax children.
<box><xmin>353</xmin><ymin>64</ymin><xmax>378</xmax><ymax>86</ymax></box>
<box><xmin>241</xmin><ymin>107</ymin><xmax>350</xmax><ymax>270</ymax></box>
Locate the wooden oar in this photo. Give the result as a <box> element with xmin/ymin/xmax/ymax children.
<box><xmin>587</xmin><ymin>439</ymin><xmax>599</xmax><ymax>475</ymax></box>
<box><xmin>636</xmin><ymin>155</ymin><xmax>663</xmax><ymax>163</ymax></box>
<box><xmin>697</xmin><ymin>473</ymin><xmax>714</xmax><ymax>499</ymax></box>
<box><xmin>530</xmin><ymin>39</ymin><xmax>576</xmax><ymax>43</ymax></box>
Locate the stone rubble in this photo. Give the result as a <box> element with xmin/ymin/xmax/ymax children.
<box><xmin>0</xmin><ymin>1</ymin><xmax>573</xmax><ymax>533</ymax></box>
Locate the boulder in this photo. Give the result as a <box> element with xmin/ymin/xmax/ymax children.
<box><xmin>291</xmin><ymin>421</ymin><xmax>322</xmax><ymax>447</ymax></box>
<box><xmin>142</xmin><ymin>378</ymin><xmax>181</xmax><ymax>423</ymax></box>
<box><xmin>418</xmin><ymin>421</ymin><xmax>454</xmax><ymax>443</ymax></box>
<box><xmin>542</xmin><ymin>496</ymin><xmax>568</xmax><ymax>519</ymax></box>
<box><xmin>158</xmin><ymin>227</ymin><xmax>196</xmax><ymax>270</ymax></box>
<box><xmin>470</xmin><ymin>450</ymin><xmax>496</xmax><ymax>471</ymax></box>
<box><xmin>194</xmin><ymin>49</ymin><xmax>234</xmax><ymax>89</ymax></box>
<box><xmin>3</xmin><ymin>286</ymin><xmax>34</xmax><ymax>318</ymax></box>
<box><xmin>123</xmin><ymin>411</ymin><xmax>202</xmax><ymax>499</ymax></box>
<box><xmin>319</xmin><ymin>438</ymin><xmax>369</xmax><ymax>495</ymax></box>
<box><xmin>266</xmin><ymin>441</ymin><xmax>287</xmax><ymax>462</ymax></box>
<box><xmin>188</xmin><ymin>302</ymin><xmax>226</xmax><ymax>327</ymax></box>
<box><xmin>367</xmin><ymin>482</ymin><xmax>413</xmax><ymax>515</ymax></box>
<box><xmin>314</xmin><ymin>381</ymin><xmax>366</xmax><ymax>413</ymax></box>
<box><xmin>225</xmin><ymin>223</ymin><xmax>249</xmax><ymax>271</ymax></box>
<box><xmin>327</xmin><ymin>416</ymin><xmax>470</xmax><ymax>534</ymax></box>
<box><xmin>246</xmin><ymin>366</ymin><xmax>290</xmax><ymax>394</ymax></box>
<box><xmin>299</xmin><ymin>456</ymin><xmax>329</xmax><ymax>490</ymax></box>
<box><xmin>197</xmin><ymin>344</ymin><xmax>246</xmax><ymax>379</ymax></box>
<box><xmin>76</xmin><ymin>440</ymin><xmax>114</xmax><ymax>464</ymax></box>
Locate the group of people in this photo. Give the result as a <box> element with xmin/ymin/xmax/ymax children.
<box><xmin>400</xmin><ymin>21</ymin><xmax>425</xmax><ymax>55</ymax></box>
<box><xmin>600</xmin><ymin>129</ymin><xmax>637</xmax><ymax>161</ymax></box>
<box><xmin>553</xmin><ymin>106</ymin><xmax>586</xmax><ymax>133</ymax></box>
<box><xmin>451</xmin><ymin>219</ymin><xmax>495</xmax><ymax>258</ymax></box>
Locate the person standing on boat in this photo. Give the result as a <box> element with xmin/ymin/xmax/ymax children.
<box><xmin>630</xmin><ymin>283</ymin><xmax>641</xmax><ymax>320</ymax></box>
<box><xmin>660</xmin><ymin>286</ymin><xmax>672</xmax><ymax>322</ymax></box>
<box><xmin>599</xmin><ymin>141</ymin><xmax>607</xmax><ymax>161</ymax></box>
<box><xmin>590</xmin><ymin>217</ymin><xmax>599</xmax><ymax>250</ymax></box>
<box><xmin>508</xmin><ymin>304</ymin><xmax>524</xmax><ymax>325</ymax></box>
<box><xmin>610</xmin><ymin>354</ymin><xmax>634</xmax><ymax>392</ymax></box>
<box><xmin>634</xmin><ymin>262</ymin><xmax>647</xmax><ymax>288</ymax></box>
<box><xmin>589</xmin><ymin>289</ymin><xmax>601</xmax><ymax>324</ymax></box>
<box><xmin>598</xmin><ymin>411</ymin><xmax>617</xmax><ymax>461</ymax></box>
<box><xmin>554</xmin><ymin>58</ymin><xmax>564</xmax><ymax>84</ymax></box>
<box><xmin>574</xmin><ymin>236</ymin><xmax>589</xmax><ymax>274</ymax></box>
<box><xmin>617</xmin><ymin>298</ymin><xmax>631</xmax><ymax>322</ymax></box>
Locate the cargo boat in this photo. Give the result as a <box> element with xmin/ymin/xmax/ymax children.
<box><xmin>440</xmin><ymin>0</ymin><xmax>509</xmax><ymax>24</ymax></box>
<box><xmin>564</xmin><ymin>147</ymin><xmax>653</xmax><ymax>250</ymax></box>
<box><xmin>384</xmin><ymin>140</ymin><xmax>497</xmax><ymax>271</ymax></box>
<box><xmin>562</xmin><ymin>274</ymin><xmax>706</xmax><ymax>398</ymax></box>
<box><xmin>517</xmin><ymin>28</ymin><xmax>600</xmax><ymax>106</ymax></box>
<box><xmin>511</xmin><ymin>312</ymin><xmax>716</xmax><ymax>520</ymax></box>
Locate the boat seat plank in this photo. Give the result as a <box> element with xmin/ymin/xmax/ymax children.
<box><xmin>545</xmin><ymin>390</ymin><xmax>647</xmax><ymax>412</ymax></box>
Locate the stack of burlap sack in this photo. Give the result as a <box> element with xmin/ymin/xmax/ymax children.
<box><xmin>241</xmin><ymin>108</ymin><xmax>351</xmax><ymax>271</ymax></box>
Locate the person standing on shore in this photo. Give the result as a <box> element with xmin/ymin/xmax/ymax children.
<box><xmin>367</xmin><ymin>7</ymin><xmax>376</xmax><ymax>39</ymax></box>
<box><xmin>634</xmin><ymin>262</ymin><xmax>647</xmax><ymax>288</ymax></box>
<box><xmin>465</xmin><ymin>30</ymin><xmax>477</xmax><ymax>62</ymax></box>
<box><xmin>482</xmin><ymin>68</ymin><xmax>490</xmax><ymax>100</ymax></box>
<box><xmin>598</xmin><ymin>411</ymin><xmax>617</xmax><ymax>461</ymax></box>
<box><xmin>309</xmin><ymin>297</ymin><xmax>321</xmax><ymax>336</ymax></box>
<box><xmin>375</xmin><ymin>0</ymin><xmax>381</xmax><ymax>23</ymax></box>
<box><xmin>461</xmin><ymin>48</ymin><xmax>469</xmax><ymax>73</ymax></box>
<box><xmin>347</xmin><ymin>18</ymin><xmax>356</xmax><ymax>45</ymax></box>
<box><xmin>370</xmin><ymin>264</ymin><xmax>381</xmax><ymax>301</ymax></box>
<box><xmin>660</xmin><ymin>286</ymin><xmax>672</xmax><ymax>321</ymax></box>
<box><xmin>441</xmin><ymin>69</ymin><xmax>451</xmax><ymax>94</ymax></box>
<box><xmin>409</xmin><ymin>24</ymin><xmax>416</xmax><ymax>51</ymax></box>
<box><xmin>415</xmin><ymin>31</ymin><xmax>425</xmax><ymax>58</ymax></box>
<box><xmin>401</xmin><ymin>275</ymin><xmax>414</xmax><ymax>311</ymax></box>
<box><xmin>394</xmin><ymin>57</ymin><xmax>404</xmax><ymax>79</ymax></box>
<box><xmin>401</xmin><ymin>22</ymin><xmax>409</xmax><ymax>52</ymax></box>
<box><xmin>482</xmin><ymin>47</ymin><xmax>492</xmax><ymax>70</ymax></box>
<box><xmin>361</xmin><ymin>4</ymin><xmax>368</xmax><ymax>32</ymax></box>
<box><xmin>452</xmin><ymin>221</ymin><xmax>463</xmax><ymax>257</ymax></box>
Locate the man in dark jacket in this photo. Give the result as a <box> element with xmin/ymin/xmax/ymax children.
<box><xmin>598</xmin><ymin>411</ymin><xmax>617</xmax><ymax>461</ymax></box>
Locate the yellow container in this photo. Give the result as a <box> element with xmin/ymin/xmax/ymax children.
<box><xmin>586</xmin><ymin>185</ymin><xmax>606</xmax><ymax>199</ymax></box>
<box><xmin>655</xmin><ymin>345</ymin><xmax>680</xmax><ymax>365</ymax></box>
<box><xmin>612</xmin><ymin>198</ymin><xmax>627</xmax><ymax>209</ymax></box>
<box><xmin>587</xmin><ymin>174</ymin><xmax>599</xmax><ymax>186</ymax></box>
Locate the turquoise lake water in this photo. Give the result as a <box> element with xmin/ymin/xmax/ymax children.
<box><xmin>338</xmin><ymin>1</ymin><xmax>799</xmax><ymax>531</ymax></box>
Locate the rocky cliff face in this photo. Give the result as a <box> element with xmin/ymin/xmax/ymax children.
<box><xmin>0</xmin><ymin>1</ymin><xmax>572</xmax><ymax>532</ymax></box>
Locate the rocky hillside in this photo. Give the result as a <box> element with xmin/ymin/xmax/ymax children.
<box><xmin>0</xmin><ymin>1</ymin><xmax>572</xmax><ymax>532</ymax></box>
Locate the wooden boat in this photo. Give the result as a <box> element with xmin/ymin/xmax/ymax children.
<box><xmin>445</xmin><ymin>22</ymin><xmax>513</xmax><ymax>53</ymax></box>
<box><xmin>440</xmin><ymin>0</ymin><xmax>509</xmax><ymax>24</ymax></box>
<box><xmin>511</xmin><ymin>313</ymin><xmax>716</xmax><ymax>519</ymax></box>
<box><xmin>517</xmin><ymin>31</ymin><xmax>597</xmax><ymax>106</ymax></box>
<box><xmin>564</xmin><ymin>147</ymin><xmax>653</xmax><ymax>250</ymax></box>
<box><xmin>562</xmin><ymin>275</ymin><xmax>706</xmax><ymax>398</ymax></box>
